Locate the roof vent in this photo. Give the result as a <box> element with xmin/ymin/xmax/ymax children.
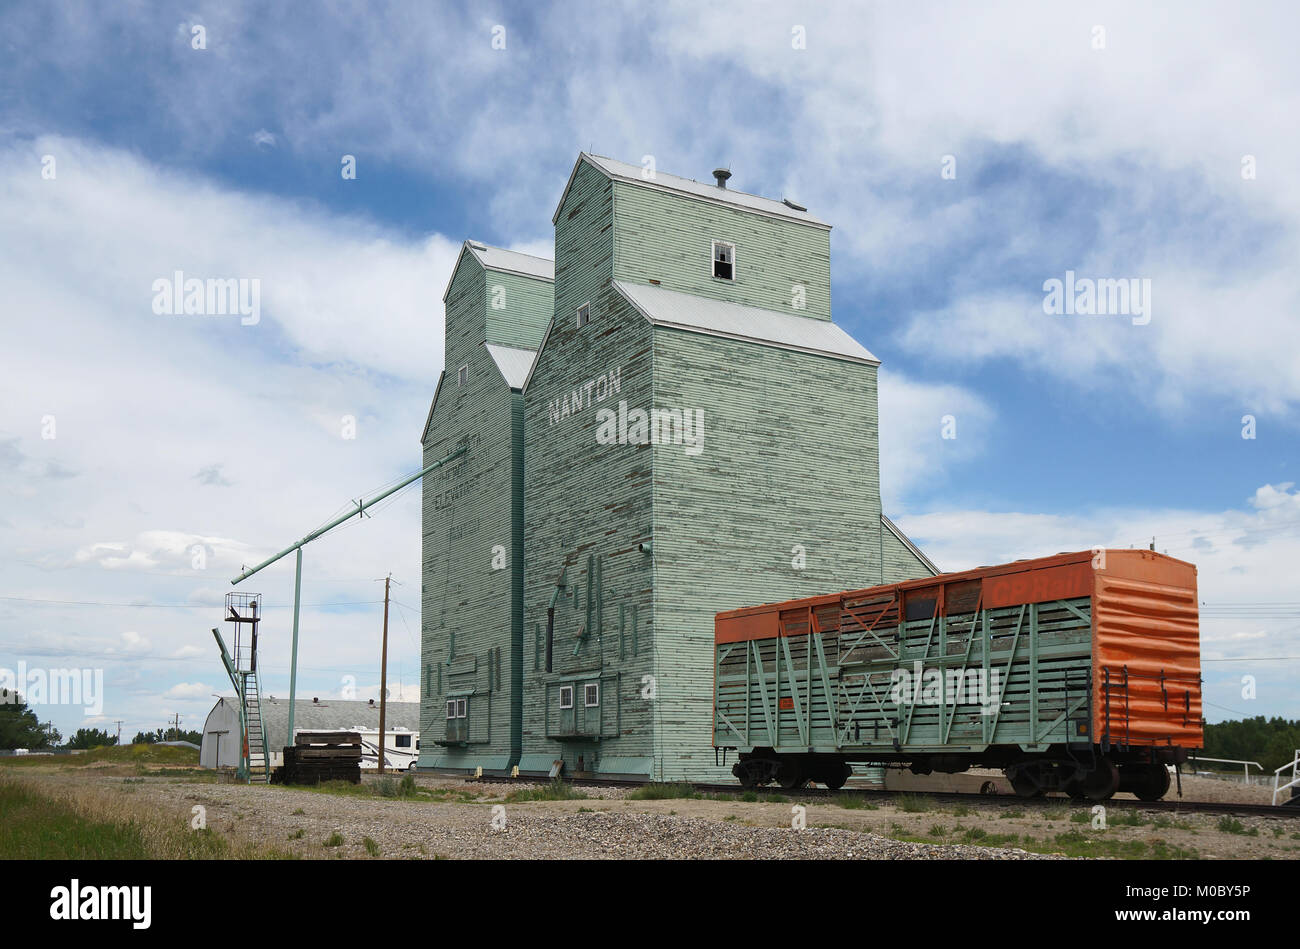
<box><xmin>782</xmin><ymin>197</ymin><xmax>807</xmax><ymax>212</ymax></box>
<box><xmin>712</xmin><ymin>167</ymin><xmax>732</xmax><ymax>189</ymax></box>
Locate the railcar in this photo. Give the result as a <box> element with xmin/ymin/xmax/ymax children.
<box><xmin>712</xmin><ymin>550</ymin><xmax>1202</xmax><ymax>800</ymax></box>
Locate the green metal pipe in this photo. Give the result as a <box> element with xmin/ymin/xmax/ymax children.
<box><xmin>287</xmin><ymin>546</ymin><xmax>302</xmax><ymax>751</ymax></box>
<box><xmin>229</xmin><ymin>446</ymin><xmax>466</xmax><ymax>586</ymax></box>
<box><xmin>227</xmin><ymin>445</ymin><xmax>466</xmax><ymax>756</ymax></box>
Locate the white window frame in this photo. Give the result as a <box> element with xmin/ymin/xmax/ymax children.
<box><xmin>457</xmin><ymin>364</ymin><xmax>469</xmax><ymax>386</ymax></box>
<box><xmin>445</xmin><ymin>700</ymin><xmax>456</xmax><ymax>720</ymax></box>
<box><xmin>559</xmin><ymin>685</ymin><xmax>574</xmax><ymax>709</ymax></box>
<box><xmin>455</xmin><ymin>698</ymin><xmax>467</xmax><ymax>718</ymax></box>
<box><xmin>584</xmin><ymin>683</ymin><xmax>600</xmax><ymax>708</ymax></box>
<box><xmin>576</xmin><ymin>302</ymin><xmax>591</xmax><ymax>328</ymax></box>
<box><xmin>711</xmin><ymin>240</ymin><xmax>736</xmax><ymax>281</ymax></box>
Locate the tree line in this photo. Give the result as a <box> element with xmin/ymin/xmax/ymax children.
<box><xmin>0</xmin><ymin>691</ymin><xmax>199</xmax><ymax>750</ymax></box>
<box><xmin>1201</xmin><ymin>716</ymin><xmax>1300</xmax><ymax>775</ymax></box>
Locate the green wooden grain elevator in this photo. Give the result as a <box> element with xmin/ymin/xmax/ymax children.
<box><xmin>420</xmin><ymin>154</ymin><xmax>936</xmax><ymax>780</ymax></box>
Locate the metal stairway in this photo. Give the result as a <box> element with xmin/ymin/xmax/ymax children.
<box><xmin>242</xmin><ymin>671</ymin><xmax>270</xmax><ymax>783</ymax></box>
<box><xmin>212</xmin><ymin>592</ymin><xmax>272</xmax><ymax>784</ymax></box>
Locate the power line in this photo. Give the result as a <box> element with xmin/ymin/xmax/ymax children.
<box><xmin>0</xmin><ymin>595</ymin><xmax>385</xmax><ymax>609</ymax></box>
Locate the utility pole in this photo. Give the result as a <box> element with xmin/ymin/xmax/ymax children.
<box><xmin>170</xmin><ymin>712</ymin><xmax>182</xmax><ymax>742</ymax></box>
<box><xmin>376</xmin><ymin>575</ymin><xmax>397</xmax><ymax>774</ymax></box>
<box><xmin>113</xmin><ymin>720</ymin><xmax>122</xmax><ymax>745</ymax></box>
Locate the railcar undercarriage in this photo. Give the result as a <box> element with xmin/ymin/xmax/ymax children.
<box><xmin>730</xmin><ymin>743</ymin><xmax>1186</xmax><ymax>801</ymax></box>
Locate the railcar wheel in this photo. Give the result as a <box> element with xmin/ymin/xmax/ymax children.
<box><xmin>777</xmin><ymin>759</ymin><xmax>807</xmax><ymax>790</ymax></box>
<box><xmin>821</xmin><ymin>763</ymin><xmax>852</xmax><ymax>790</ymax></box>
<box><xmin>1131</xmin><ymin>764</ymin><xmax>1171</xmax><ymax>802</ymax></box>
<box><xmin>1069</xmin><ymin>759</ymin><xmax>1119</xmax><ymax>801</ymax></box>
<box><xmin>1008</xmin><ymin>767</ymin><xmax>1044</xmax><ymax>799</ymax></box>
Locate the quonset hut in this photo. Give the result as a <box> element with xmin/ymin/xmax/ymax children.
<box><xmin>420</xmin><ymin>154</ymin><xmax>937</xmax><ymax>781</ymax></box>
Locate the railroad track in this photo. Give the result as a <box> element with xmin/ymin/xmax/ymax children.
<box><xmin>453</xmin><ymin>773</ymin><xmax>1299</xmax><ymax>820</ymax></box>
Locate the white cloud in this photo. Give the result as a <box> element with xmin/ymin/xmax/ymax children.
<box><xmin>877</xmin><ymin>368</ymin><xmax>995</xmax><ymax>508</ymax></box>
<box><xmin>0</xmin><ymin>135</ymin><xmax>444</xmax><ymax>738</ymax></box>
<box><xmin>163</xmin><ymin>681</ymin><xmax>218</xmax><ymax>700</ymax></box>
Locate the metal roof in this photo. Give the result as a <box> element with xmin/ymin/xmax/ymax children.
<box><xmin>485</xmin><ymin>342</ymin><xmax>538</xmax><ymax>390</ymax></box>
<box><xmin>612</xmin><ymin>280</ymin><xmax>879</xmax><ymax>365</ymax></box>
<box><xmin>252</xmin><ymin>697</ymin><xmax>421</xmax><ymax>751</ymax></box>
<box><xmin>465</xmin><ymin>241</ymin><xmax>554</xmax><ymax>281</ymax></box>
<box><xmin>881</xmin><ymin>514</ymin><xmax>940</xmax><ymax>575</ymax></box>
<box><xmin>553</xmin><ymin>153</ymin><xmax>829</xmax><ymax>229</ymax></box>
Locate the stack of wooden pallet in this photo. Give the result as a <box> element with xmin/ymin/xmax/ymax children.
<box><xmin>272</xmin><ymin>731</ymin><xmax>361</xmax><ymax>785</ymax></box>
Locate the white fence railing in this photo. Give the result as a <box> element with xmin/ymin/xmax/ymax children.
<box><xmin>1186</xmin><ymin>755</ymin><xmax>1262</xmax><ymax>783</ymax></box>
<box><xmin>1273</xmin><ymin>750</ymin><xmax>1300</xmax><ymax>806</ymax></box>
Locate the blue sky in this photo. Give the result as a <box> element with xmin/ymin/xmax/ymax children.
<box><xmin>1</xmin><ymin>1</ymin><xmax>1297</xmax><ymax>743</ymax></box>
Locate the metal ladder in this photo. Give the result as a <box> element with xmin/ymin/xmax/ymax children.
<box><xmin>243</xmin><ymin>671</ymin><xmax>270</xmax><ymax>783</ymax></box>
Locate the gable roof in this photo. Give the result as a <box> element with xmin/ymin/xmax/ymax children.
<box><xmin>881</xmin><ymin>514</ymin><xmax>940</xmax><ymax>575</ymax></box>
<box><xmin>485</xmin><ymin>343</ymin><xmax>538</xmax><ymax>390</ymax></box>
<box><xmin>442</xmin><ymin>240</ymin><xmax>554</xmax><ymax>303</ymax></box>
<box><xmin>420</xmin><ymin>370</ymin><xmax>445</xmax><ymax>445</ymax></box>
<box><xmin>612</xmin><ymin>280</ymin><xmax>879</xmax><ymax>365</ymax></box>
<box><xmin>465</xmin><ymin>241</ymin><xmax>554</xmax><ymax>281</ymax></box>
<box><xmin>552</xmin><ymin>152</ymin><xmax>830</xmax><ymax>229</ymax></box>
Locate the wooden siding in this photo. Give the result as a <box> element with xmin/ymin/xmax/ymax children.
<box><xmin>521</xmin><ymin>159</ymin><xmax>657</xmax><ymax>775</ymax></box>
<box><xmin>612</xmin><ymin>180</ymin><xmax>832</xmax><ymax>320</ymax></box>
<box><xmin>650</xmin><ymin>328</ymin><xmax>885</xmax><ymax>780</ymax></box>
<box><xmin>419</xmin><ymin>250</ymin><xmax>523</xmax><ymax>773</ymax></box>
<box><xmin>485</xmin><ymin>269</ymin><xmax>552</xmax><ymax>350</ymax></box>
<box><xmin>881</xmin><ymin>524</ymin><xmax>937</xmax><ymax>584</ymax></box>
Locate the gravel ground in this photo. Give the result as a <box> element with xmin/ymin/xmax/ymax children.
<box><xmin>12</xmin><ymin>768</ymin><xmax>1299</xmax><ymax>860</ymax></box>
<box><xmin>17</xmin><ymin>773</ymin><xmax>1055</xmax><ymax>860</ymax></box>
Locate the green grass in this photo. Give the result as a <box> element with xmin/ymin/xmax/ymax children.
<box><xmin>1110</xmin><ymin>810</ymin><xmax>1149</xmax><ymax>827</ymax></box>
<box><xmin>897</xmin><ymin>793</ymin><xmax>932</xmax><ymax>813</ymax></box>
<box><xmin>0</xmin><ymin>744</ymin><xmax>200</xmax><ymax>770</ymax></box>
<box><xmin>879</xmin><ymin>817</ymin><xmax>1200</xmax><ymax>860</ymax></box>
<box><xmin>0</xmin><ymin>779</ymin><xmax>150</xmax><ymax>858</ymax></box>
<box><xmin>504</xmin><ymin>779</ymin><xmax>588</xmax><ymax>803</ymax></box>
<box><xmin>376</xmin><ymin>774</ymin><xmax>420</xmax><ymax>799</ymax></box>
<box><xmin>1000</xmin><ymin>809</ymin><xmax>1025</xmax><ymax>820</ymax></box>
<box><xmin>0</xmin><ymin>776</ymin><xmax>238</xmax><ymax>858</ymax></box>
<box><xmin>287</xmin><ymin>828</ymin><xmax>304</xmax><ymax>840</ymax></box>
<box><xmin>1216</xmin><ymin>811</ymin><xmax>1248</xmax><ymax>832</ymax></box>
<box><xmin>626</xmin><ymin>782</ymin><xmax>699</xmax><ymax>800</ymax></box>
<box><xmin>835</xmin><ymin>793</ymin><xmax>879</xmax><ymax>811</ymax></box>
<box><xmin>362</xmin><ymin>836</ymin><xmax>380</xmax><ymax>856</ymax></box>
<box><xmin>324</xmin><ymin>832</ymin><xmax>344</xmax><ymax>847</ymax></box>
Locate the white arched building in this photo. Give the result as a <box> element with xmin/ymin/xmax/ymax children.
<box><xmin>199</xmin><ymin>696</ymin><xmax>420</xmax><ymax>770</ymax></box>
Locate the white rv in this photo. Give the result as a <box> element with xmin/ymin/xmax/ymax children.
<box><xmin>292</xmin><ymin>727</ymin><xmax>420</xmax><ymax>771</ymax></box>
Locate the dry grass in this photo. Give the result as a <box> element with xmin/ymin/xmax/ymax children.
<box><xmin>0</xmin><ymin>773</ymin><xmax>295</xmax><ymax>860</ymax></box>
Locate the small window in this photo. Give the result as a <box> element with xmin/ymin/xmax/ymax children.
<box><xmin>576</xmin><ymin>303</ymin><xmax>591</xmax><ymax>328</ymax></box>
<box><xmin>584</xmin><ymin>683</ymin><xmax>600</xmax><ymax>707</ymax></box>
<box><xmin>457</xmin><ymin>364</ymin><xmax>469</xmax><ymax>386</ymax></box>
<box><xmin>559</xmin><ymin>685</ymin><xmax>574</xmax><ymax>709</ymax></box>
<box><xmin>712</xmin><ymin>241</ymin><xmax>735</xmax><ymax>280</ymax></box>
<box><xmin>445</xmin><ymin>700</ymin><xmax>456</xmax><ymax>720</ymax></box>
<box><xmin>394</xmin><ymin>734</ymin><xmax>411</xmax><ymax>748</ymax></box>
<box><xmin>456</xmin><ymin>698</ymin><xmax>467</xmax><ymax>718</ymax></box>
